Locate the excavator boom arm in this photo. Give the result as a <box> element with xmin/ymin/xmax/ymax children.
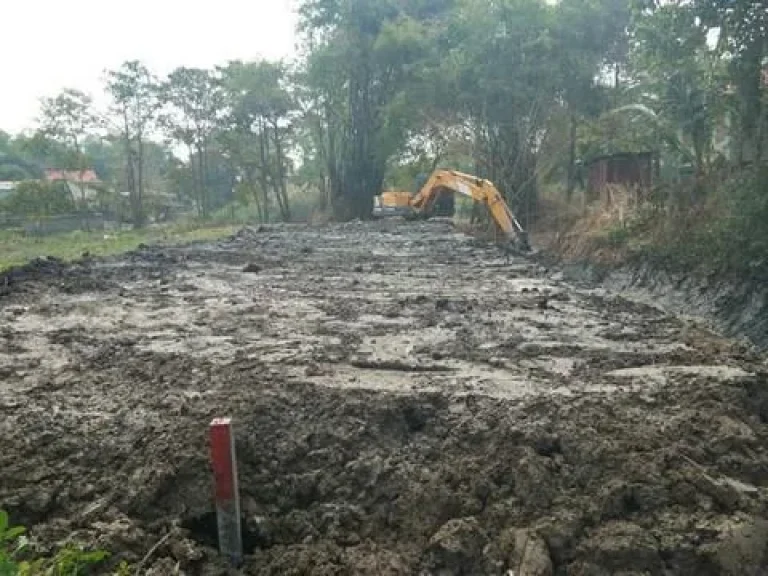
<box><xmin>409</xmin><ymin>170</ymin><xmax>527</xmax><ymax>245</ymax></box>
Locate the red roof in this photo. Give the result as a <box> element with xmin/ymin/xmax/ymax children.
<box><xmin>45</xmin><ymin>169</ymin><xmax>101</xmax><ymax>183</ymax></box>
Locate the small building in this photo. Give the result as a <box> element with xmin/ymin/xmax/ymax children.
<box><xmin>0</xmin><ymin>181</ymin><xmax>17</xmax><ymax>201</ymax></box>
<box><xmin>584</xmin><ymin>152</ymin><xmax>654</xmax><ymax>200</ymax></box>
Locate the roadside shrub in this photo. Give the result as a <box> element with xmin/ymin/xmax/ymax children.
<box><xmin>648</xmin><ymin>166</ymin><xmax>768</xmax><ymax>279</ymax></box>
<box><xmin>4</xmin><ymin>181</ymin><xmax>74</xmax><ymax>222</ymax></box>
<box><xmin>718</xmin><ymin>166</ymin><xmax>768</xmax><ymax>276</ymax></box>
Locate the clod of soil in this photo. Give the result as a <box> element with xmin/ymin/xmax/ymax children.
<box><xmin>243</xmin><ymin>262</ymin><xmax>263</xmax><ymax>274</ymax></box>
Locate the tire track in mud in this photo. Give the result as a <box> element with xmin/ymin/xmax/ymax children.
<box><xmin>1</xmin><ymin>220</ymin><xmax>767</xmax><ymax>575</ymax></box>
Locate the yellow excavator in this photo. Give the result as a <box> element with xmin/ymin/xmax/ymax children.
<box><xmin>374</xmin><ymin>169</ymin><xmax>530</xmax><ymax>251</ymax></box>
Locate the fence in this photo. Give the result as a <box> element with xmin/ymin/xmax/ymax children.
<box><xmin>0</xmin><ymin>213</ymin><xmax>121</xmax><ymax>236</ymax></box>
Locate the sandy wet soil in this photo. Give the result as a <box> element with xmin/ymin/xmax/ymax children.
<box><xmin>1</xmin><ymin>220</ymin><xmax>768</xmax><ymax>575</ymax></box>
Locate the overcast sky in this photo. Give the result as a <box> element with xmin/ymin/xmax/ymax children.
<box><xmin>0</xmin><ymin>0</ymin><xmax>298</xmax><ymax>134</ymax></box>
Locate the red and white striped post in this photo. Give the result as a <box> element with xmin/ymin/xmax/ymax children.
<box><xmin>209</xmin><ymin>418</ymin><xmax>243</xmax><ymax>567</ymax></box>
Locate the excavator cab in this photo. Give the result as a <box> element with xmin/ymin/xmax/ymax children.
<box><xmin>401</xmin><ymin>186</ymin><xmax>455</xmax><ymax>220</ymax></box>
<box><xmin>431</xmin><ymin>189</ymin><xmax>455</xmax><ymax>217</ymax></box>
<box><xmin>373</xmin><ymin>190</ymin><xmax>413</xmax><ymax>218</ymax></box>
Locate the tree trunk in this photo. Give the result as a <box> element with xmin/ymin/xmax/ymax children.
<box><xmin>73</xmin><ymin>137</ymin><xmax>90</xmax><ymax>232</ymax></box>
<box><xmin>135</xmin><ymin>135</ymin><xmax>145</xmax><ymax>227</ymax></box>
<box><xmin>197</xmin><ymin>145</ymin><xmax>207</xmax><ymax>218</ymax></box>
<box><xmin>187</xmin><ymin>144</ymin><xmax>202</xmax><ymax>218</ymax></box>
<box><xmin>567</xmin><ymin>114</ymin><xmax>578</xmax><ymax>200</ymax></box>
<box><xmin>122</xmin><ymin>110</ymin><xmax>138</xmax><ymax>225</ymax></box>
<box><xmin>257</xmin><ymin>120</ymin><xmax>271</xmax><ymax>222</ymax></box>
<box><xmin>127</xmin><ymin>158</ymin><xmax>135</xmax><ymax>221</ymax></box>
<box><xmin>245</xmin><ymin>170</ymin><xmax>264</xmax><ymax>223</ymax></box>
<box><xmin>337</xmin><ymin>58</ymin><xmax>373</xmax><ymax>221</ymax></box>
<box><xmin>273</xmin><ymin>121</ymin><xmax>292</xmax><ymax>221</ymax></box>
<box><xmin>326</xmin><ymin>108</ymin><xmax>342</xmax><ymax>210</ymax></box>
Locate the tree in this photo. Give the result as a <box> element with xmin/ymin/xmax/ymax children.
<box><xmin>5</xmin><ymin>180</ymin><xmax>74</xmax><ymax>232</ymax></box>
<box><xmin>553</xmin><ymin>0</ymin><xmax>628</xmax><ymax>196</ymax></box>
<box><xmin>298</xmin><ymin>0</ymin><xmax>450</xmax><ymax>219</ymax></box>
<box><xmin>0</xmin><ymin>131</ymin><xmax>10</xmax><ymax>154</ymax></box>
<box><xmin>160</xmin><ymin>67</ymin><xmax>222</xmax><ymax>218</ymax></box>
<box><xmin>436</xmin><ymin>0</ymin><xmax>561</xmax><ymax>224</ymax></box>
<box><xmin>295</xmin><ymin>36</ymin><xmax>349</xmax><ymax>213</ymax></box>
<box><xmin>9</xmin><ymin>133</ymin><xmax>72</xmax><ymax>173</ymax></box>
<box><xmin>38</xmin><ymin>89</ymin><xmax>99</xmax><ymax>209</ymax></box>
<box><xmin>219</xmin><ymin>60</ymin><xmax>295</xmax><ymax>222</ymax></box>
<box><xmin>2</xmin><ymin>0</ymin><xmax>760</xmax><ymax>237</ymax></box>
<box><xmin>626</xmin><ymin>0</ymin><xmax>729</xmax><ymax>197</ymax></box>
<box><xmin>105</xmin><ymin>60</ymin><xmax>161</xmax><ymax>227</ymax></box>
<box><xmin>692</xmin><ymin>0</ymin><xmax>767</xmax><ymax>165</ymax></box>
<box><xmin>0</xmin><ymin>134</ymin><xmax>44</xmax><ymax>181</ymax></box>
<box><xmin>0</xmin><ymin>164</ymin><xmax>31</xmax><ymax>181</ymax></box>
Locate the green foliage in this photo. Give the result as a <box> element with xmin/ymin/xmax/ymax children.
<box><xmin>105</xmin><ymin>60</ymin><xmax>162</xmax><ymax>227</ymax></box>
<box><xmin>161</xmin><ymin>68</ymin><xmax>221</xmax><ymax>149</ymax></box>
<box><xmin>0</xmin><ymin>164</ymin><xmax>31</xmax><ymax>182</ymax></box>
<box><xmin>160</xmin><ymin>66</ymin><xmax>227</xmax><ymax>218</ymax></box>
<box><xmin>628</xmin><ymin>0</ymin><xmax>727</xmax><ymax>173</ymax></box>
<box><xmin>1</xmin><ymin>0</ymin><xmax>764</xmax><ymax>249</ymax></box>
<box><xmin>0</xmin><ymin>511</ymin><xmax>109</xmax><ymax>576</ymax></box>
<box><xmin>217</xmin><ymin>59</ymin><xmax>295</xmax><ymax>222</ymax></box>
<box><xmin>6</xmin><ymin>134</ymin><xmax>71</xmax><ymax>174</ymax></box>
<box><xmin>695</xmin><ymin>0</ymin><xmax>768</xmax><ymax>163</ymax></box>
<box><xmin>111</xmin><ymin>562</ymin><xmax>131</xmax><ymax>576</ymax></box>
<box><xmin>297</xmin><ymin>0</ymin><xmax>455</xmax><ymax>219</ymax></box>
<box><xmin>633</xmin><ymin>167</ymin><xmax>768</xmax><ymax>280</ymax></box>
<box><xmin>1</xmin><ymin>511</ymin><xmax>27</xmax><ymax>575</ymax></box>
<box><xmin>3</xmin><ymin>181</ymin><xmax>74</xmax><ymax>221</ymax></box>
<box><xmin>38</xmin><ymin>89</ymin><xmax>99</xmax><ymax>178</ymax></box>
<box><xmin>210</xmin><ymin>202</ymin><xmax>263</xmax><ymax>225</ymax></box>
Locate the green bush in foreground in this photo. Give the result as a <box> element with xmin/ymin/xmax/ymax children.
<box><xmin>0</xmin><ymin>510</ymin><xmax>128</xmax><ymax>576</ymax></box>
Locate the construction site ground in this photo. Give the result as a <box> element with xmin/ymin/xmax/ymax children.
<box><xmin>2</xmin><ymin>220</ymin><xmax>768</xmax><ymax>575</ymax></box>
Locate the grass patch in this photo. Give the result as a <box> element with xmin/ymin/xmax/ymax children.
<box><xmin>0</xmin><ymin>222</ymin><xmax>238</xmax><ymax>272</ymax></box>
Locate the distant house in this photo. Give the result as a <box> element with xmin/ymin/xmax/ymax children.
<box><xmin>44</xmin><ymin>169</ymin><xmax>105</xmax><ymax>203</ymax></box>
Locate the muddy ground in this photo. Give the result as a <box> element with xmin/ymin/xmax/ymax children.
<box><xmin>2</xmin><ymin>220</ymin><xmax>768</xmax><ymax>575</ymax></box>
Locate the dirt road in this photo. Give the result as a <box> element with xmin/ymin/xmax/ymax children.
<box><xmin>2</xmin><ymin>220</ymin><xmax>768</xmax><ymax>575</ymax></box>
